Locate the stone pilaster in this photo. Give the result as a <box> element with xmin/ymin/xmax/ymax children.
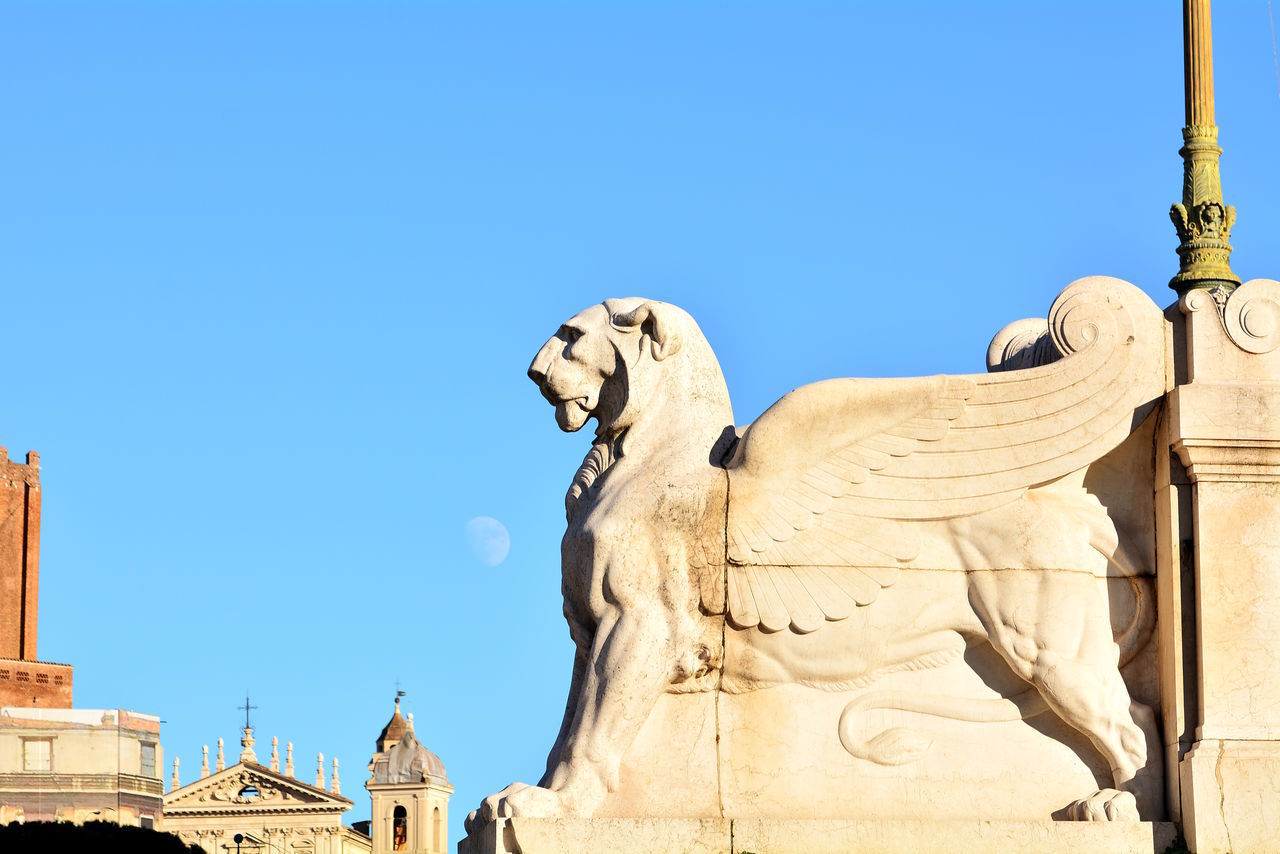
<box><xmin>1166</xmin><ymin>280</ymin><xmax>1280</xmax><ymax>852</ymax></box>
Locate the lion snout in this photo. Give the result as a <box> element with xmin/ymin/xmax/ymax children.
<box><xmin>528</xmin><ymin>338</ymin><xmax>558</xmax><ymax>389</ymax></box>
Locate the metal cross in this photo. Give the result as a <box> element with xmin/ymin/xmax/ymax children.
<box><xmin>239</xmin><ymin>693</ymin><xmax>258</xmax><ymax>730</ymax></box>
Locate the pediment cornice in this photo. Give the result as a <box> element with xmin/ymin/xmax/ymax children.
<box><xmin>164</xmin><ymin>762</ymin><xmax>352</xmax><ymax>815</ymax></box>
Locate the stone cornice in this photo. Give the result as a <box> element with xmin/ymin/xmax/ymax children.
<box><xmin>1168</xmin><ymin>379</ymin><xmax>1280</xmax><ymax>482</ymax></box>
<box><xmin>1172</xmin><ymin>438</ymin><xmax>1280</xmax><ymax>483</ymax></box>
<box><xmin>0</xmin><ymin>772</ymin><xmax>163</xmax><ymax>796</ymax></box>
<box><xmin>164</xmin><ymin>803</ymin><xmax>346</xmax><ymax>818</ymax></box>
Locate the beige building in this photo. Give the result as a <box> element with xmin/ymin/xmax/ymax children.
<box><xmin>0</xmin><ymin>706</ymin><xmax>164</xmax><ymax>827</ymax></box>
<box><xmin>364</xmin><ymin>698</ymin><xmax>452</xmax><ymax>854</ymax></box>
<box><xmin>164</xmin><ymin>726</ymin><xmax>371</xmax><ymax>854</ymax></box>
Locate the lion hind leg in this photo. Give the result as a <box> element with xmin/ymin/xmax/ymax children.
<box><xmin>983</xmin><ymin>623</ymin><xmax>1160</xmax><ymax>819</ymax></box>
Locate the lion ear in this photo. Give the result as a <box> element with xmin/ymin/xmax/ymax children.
<box><xmin>612</xmin><ymin>301</ymin><xmax>683</xmax><ymax>362</ymax></box>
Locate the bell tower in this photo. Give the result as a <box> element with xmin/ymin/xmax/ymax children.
<box><xmin>0</xmin><ymin>448</ymin><xmax>73</xmax><ymax>707</ymax></box>
<box><xmin>366</xmin><ymin>696</ymin><xmax>452</xmax><ymax>854</ymax></box>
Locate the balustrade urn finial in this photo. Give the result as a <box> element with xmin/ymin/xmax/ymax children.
<box><xmin>239</xmin><ymin>725</ymin><xmax>257</xmax><ymax>764</ymax></box>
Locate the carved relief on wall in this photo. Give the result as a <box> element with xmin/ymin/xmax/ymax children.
<box><xmin>197</xmin><ymin>770</ymin><xmax>289</xmax><ymax>805</ymax></box>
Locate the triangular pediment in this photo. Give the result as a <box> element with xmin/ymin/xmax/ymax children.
<box><xmin>164</xmin><ymin>762</ymin><xmax>353</xmax><ymax>814</ymax></box>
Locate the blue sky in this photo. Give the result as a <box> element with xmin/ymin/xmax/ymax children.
<box><xmin>3</xmin><ymin>1</ymin><xmax>1278</xmax><ymax>844</ymax></box>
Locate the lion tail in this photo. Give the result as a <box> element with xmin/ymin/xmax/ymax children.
<box><xmin>838</xmin><ymin>689</ymin><xmax>1048</xmax><ymax>766</ymax></box>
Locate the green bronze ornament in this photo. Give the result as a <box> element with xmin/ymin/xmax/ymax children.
<box><xmin>1170</xmin><ymin>125</ymin><xmax>1240</xmax><ymax>293</ymax></box>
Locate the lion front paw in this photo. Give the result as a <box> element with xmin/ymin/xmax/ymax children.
<box><xmin>464</xmin><ymin>782</ymin><xmax>565</xmax><ymax>834</ymax></box>
<box><xmin>1066</xmin><ymin>788</ymin><xmax>1139</xmax><ymax>821</ymax></box>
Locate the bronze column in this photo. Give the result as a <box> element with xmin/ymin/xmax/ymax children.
<box><xmin>1169</xmin><ymin>0</ymin><xmax>1240</xmax><ymax>293</ymax></box>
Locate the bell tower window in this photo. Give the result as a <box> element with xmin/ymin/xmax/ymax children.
<box><xmin>393</xmin><ymin>804</ymin><xmax>408</xmax><ymax>850</ymax></box>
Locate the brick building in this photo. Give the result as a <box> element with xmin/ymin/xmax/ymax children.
<box><xmin>0</xmin><ymin>448</ymin><xmax>72</xmax><ymax>708</ymax></box>
<box><xmin>0</xmin><ymin>444</ymin><xmax>163</xmax><ymax>829</ymax></box>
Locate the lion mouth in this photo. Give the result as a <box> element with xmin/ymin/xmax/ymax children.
<box><xmin>553</xmin><ymin>395</ymin><xmax>595</xmax><ymax>432</ymax></box>
<box><xmin>541</xmin><ymin>387</ymin><xmax>590</xmax><ymax>411</ymax></box>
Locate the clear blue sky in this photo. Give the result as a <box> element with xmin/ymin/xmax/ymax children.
<box><xmin>3</xmin><ymin>1</ymin><xmax>1278</xmax><ymax>845</ymax></box>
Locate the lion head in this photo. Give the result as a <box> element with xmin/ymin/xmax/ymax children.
<box><xmin>527</xmin><ymin>298</ymin><xmax>733</xmax><ymax>443</ymax></box>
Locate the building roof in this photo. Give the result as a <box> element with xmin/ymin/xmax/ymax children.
<box><xmin>375</xmin><ymin>698</ymin><xmax>407</xmax><ymax>753</ymax></box>
<box><xmin>370</xmin><ymin>698</ymin><xmax>449</xmax><ymax>787</ymax></box>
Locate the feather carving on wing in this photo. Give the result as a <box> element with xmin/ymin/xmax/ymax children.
<box><xmin>719</xmin><ymin>277</ymin><xmax>1165</xmax><ymax>634</ymax></box>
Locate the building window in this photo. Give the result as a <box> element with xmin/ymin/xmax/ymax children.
<box><xmin>433</xmin><ymin>806</ymin><xmax>442</xmax><ymax>852</ymax></box>
<box><xmin>23</xmin><ymin>739</ymin><xmax>52</xmax><ymax>772</ymax></box>
<box><xmin>140</xmin><ymin>743</ymin><xmax>156</xmax><ymax>778</ymax></box>
<box><xmin>140</xmin><ymin>816</ymin><xmax>154</xmax><ymax>830</ymax></box>
<box><xmin>393</xmin><ymin>805</ymin><xmax>408</xmax><ymax>851</ymax></box>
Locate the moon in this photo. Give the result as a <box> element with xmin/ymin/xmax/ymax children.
<box><xmin>465</xmin><ymin>516</ymin><xmax>511</xmax><ymax>567</ymax></box>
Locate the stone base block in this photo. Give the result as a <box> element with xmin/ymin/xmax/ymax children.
<box><xmin>458</xmin><ymin>818</ymin><xmax>1178</xmax><ymax>854</ymax></box>
<box><xmin>458</xmin><ymin>818</ymin><xmax>731</xmax><ymax>854</ymax></box>
<box><xmin>1180</xmin><ymin>739</ymin><xmax>1280</xmax><ymax>854</ymax></box>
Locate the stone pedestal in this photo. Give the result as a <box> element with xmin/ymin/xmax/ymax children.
<box><xmin>460</xmin><ymin>817</ymin><xmax>1178</xmax><ymax>854</ymax></box>
<box><xmin>1165</xmin><ymin>280</ymin><xmax>1280</xmax><ymax>853</ymax></box>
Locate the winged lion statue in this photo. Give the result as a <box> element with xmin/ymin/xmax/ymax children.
<box><xmin>467</xmin><ymin>276</ymin><xmax>1166</xmax><ymax>830</ymax></box>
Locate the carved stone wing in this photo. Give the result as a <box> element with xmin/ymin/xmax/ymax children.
<box><xmin>721</xmin><ymin>276</ymin><xmax>1165</xmax><ymax>634</ymax></box>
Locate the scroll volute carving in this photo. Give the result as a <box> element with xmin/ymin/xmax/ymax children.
<box><xmin>1223</xmin><ymin>279</ymin><xmax>1280</xmax><ymax>354</ymax></box>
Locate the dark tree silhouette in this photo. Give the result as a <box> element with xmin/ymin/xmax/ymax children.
<box><xmin>0</xmin><ymin>821</ymin><xmax>204</xmax><ymax>853</ymax></box>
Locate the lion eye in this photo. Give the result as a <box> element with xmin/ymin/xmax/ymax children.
<box><xmin>561</xmin><ymin>327</ymin><xmax>583</xmax><ymax>344</ymax></box>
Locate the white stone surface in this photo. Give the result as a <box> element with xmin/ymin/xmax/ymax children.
<box><xmin>459</xmin><ymin>817</ymin><xmax>1177</xmax><ymax>854</ymax></box>
<box><xmin>1181</xmin><ymin>739</ymin><xmax>1280</xmax><ymax>854</ymax></box>
<box><xmin>732</xmin><ymin>818</ymin><xmax>1179</xmax><ymax>854</ymax></box>
<box><xmin>466</xmin><ymin>278</ymin><xmax>1171</xmax><ymax>839</ymax></box>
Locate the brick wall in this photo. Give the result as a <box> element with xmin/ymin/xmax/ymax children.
<box><xmin>0</xmin><ymin>658</ymin><xmax>73</xmax><ymax>707</ymax></box>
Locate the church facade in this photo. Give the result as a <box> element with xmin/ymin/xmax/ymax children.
<box><xmin>164</xmin><ymin>726</ymin><xmax>371</xmax><ymax>854</ymax></box>
<box><xmin>164</xmin><ymin>698</ymin><xmax>451</xmax><ymax>854</ymax></box>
